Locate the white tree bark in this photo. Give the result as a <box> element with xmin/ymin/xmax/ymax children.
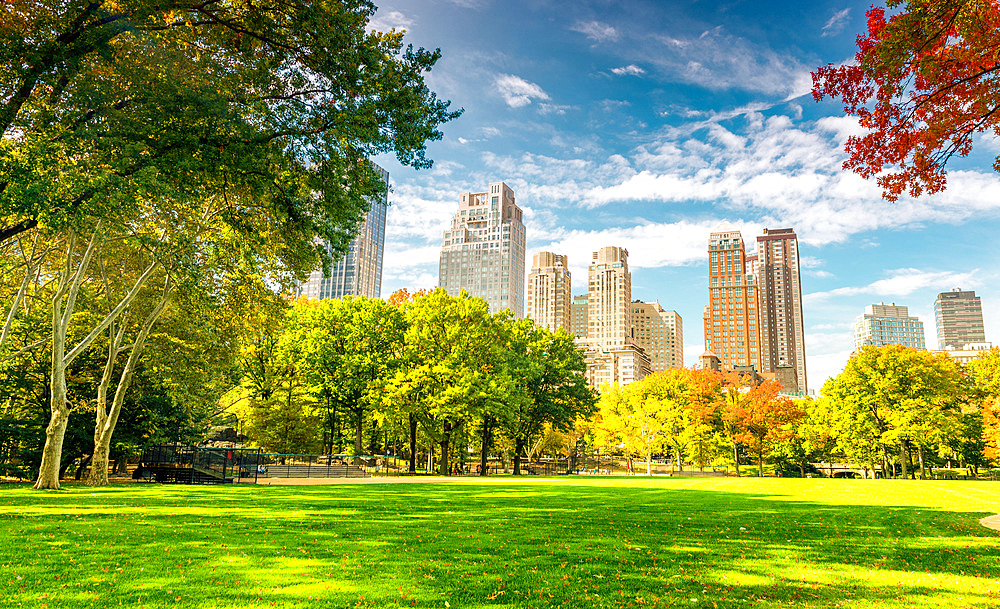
<box><xmin>34</xmin><ymin>224</ymin><xmax>162</xmax><ymax>489</ymax></box>
<box><xmin>88</xmin><ymin>276</ymin><xmax>172</xmax><ymax>485</ymax></box>
<box><xmin>1</xmin><ymin>231</ymin><xmax>45</xmax><ymax>356</ymax></box>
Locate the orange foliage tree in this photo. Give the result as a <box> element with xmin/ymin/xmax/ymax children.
<box><xmin>965</xmin><ymin>347</ymin><xmax>1000</xmax><ymax>462</ymax></box>
<box><xmin>812</xmin><ymin>0</ymin><xmax>1000</xmax><ymax>201</ymax></box>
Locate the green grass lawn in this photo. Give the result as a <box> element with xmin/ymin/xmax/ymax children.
<box><xmin>1</xmin><ymin>477</ymin><xmax>998</xmax><ymax>608</ymax></box>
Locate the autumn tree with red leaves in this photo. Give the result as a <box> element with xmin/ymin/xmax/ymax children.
<box><xmin>812</xmin><ymin>0</ymin><xmax>1000</xmax><ymax>201</ymax></box>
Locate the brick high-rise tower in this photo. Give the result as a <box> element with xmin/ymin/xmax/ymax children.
<box><xmin>755</xmin><ymin>228</ymin><xmax>807</xmax><ymax>394</ymax></box>
<box><xmin>703</xmin><ymin>225</ymin><xmax>760</xmax><ymax>370</ymax></box>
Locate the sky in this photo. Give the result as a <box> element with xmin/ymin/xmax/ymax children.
<box><xmin>368</xmin><ymin>0</ymin><xmax>1000</xmax><ymax>392</ymax></box>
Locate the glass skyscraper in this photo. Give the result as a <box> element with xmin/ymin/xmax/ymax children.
<box><xmin>296</xmin><ymin>163</ymin><xmax>388</xmax><ymax>300</ymax></box>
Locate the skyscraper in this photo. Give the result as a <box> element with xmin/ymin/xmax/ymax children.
<box><xmin>631</xmin><ymin>300</ymin><xmax>684</xmax><ymax>372</ymax></box>
<box><xmin>704</xmin><ymin>225</ymin><xmax>760</xmax><ymax>370</ymax></box>
<box><xmin>439</xmin><ymin>182</ymin><xmax>526</xmax><ymax>316</ymax></box>
<box><xmin>755</xmin><ymin>228</ymin><xmax>807</xmax><ymax>394</ymax></box>
<box><xmin>570</xmin><ymin>294</ymin><xmax>589</xmax><ymax>339</ymax></box>
<box><xmin>935</xmin><ymin>288</ymin><xmax>986</xmax><ymax>349</ymax></box>
<box><xmin>588</xmin><ymin>246</ymin><xmax>632</xmax><ymax>352</ymax></box>
<box><xmin>296</xmin><ymin>163</ymin><xmax>388</xmax><ymax>300</ymax></box>
<box><xmin>853</xmin><ymin>303</ymin><xmax>927</xmax><ymax>351</ymax></box>
<box><xmin>583</xmin><ymin>246</ymin><xmax>649</xmax><ymax>387</ymax></box>
<box><xmin>526</xmin><ymin>252</ymin><xmax>572</xmax><ymax>333</ymax></box>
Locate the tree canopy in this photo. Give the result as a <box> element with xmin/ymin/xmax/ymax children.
<box><xmin>812</xmin><ymin>0</ymin><xmax>1000</xmax><ymax>201</ymax></box>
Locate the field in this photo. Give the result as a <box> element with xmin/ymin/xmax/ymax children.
<box><xmin>1</xmin><ymin>477</ymin><xmax>998</xmax><ymax>608</ymax></box>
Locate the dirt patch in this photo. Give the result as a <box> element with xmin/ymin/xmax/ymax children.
<box><xmin>979</xmin><ymin>514</ymin><xmax>1000</xmax><ymax>533</ymax></box>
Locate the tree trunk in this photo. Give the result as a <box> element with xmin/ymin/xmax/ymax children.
<box><xmin>513</xmin><ymin>437</ymin><xmax>524</xmax><ymax>475</ymax></box>
<box><xmin>917</xmin><ymin>443</ymin><xmax>927</xmax><ymax>480</ymax></box>
<box><xmin>36</xmin><ymin>226</ymin><xmax>159</xmax><ymax>490</ymax></box>
<box><xmin>35</xmin><ymin>369</ymin><xmax>70</xmax><ymax>489</ymax></box>
<box><xmin>88</xmin><ymin>440</ymin><xmax>111</xmax><ymax>485</ymax></box>
<box><xmin>353</xmin><ymin>405</ymin><xmax>363</xmax><ymax>466</ymax></box>
<box><xmin>732</xmin><ymin>441</ymin><xmax>740</xmax><ymax>477</ymax></box>
<box><xmin>899</xmin><ymin>444</ymin><xmax>908</xmax><ymax>479</ymax></box>
<box><xmin>479</xmin><ymin>416</ymin><xmax>492</xmax><ymax>476</ymax></box>
<box><xmin>675</xmin><ymin>447</ymin><xmax>683</xmax><ymax>472</ymax></box>
<box><xmin>439</xmin><ymin>423</ymin><xmax>451</xmax><ymax>476</ymax></box>
<box><xmin>645</xmin><ymin>451</ymin><xmax>652</xmax><ymax>476</ymax></box>
<box><xmin>757</xmin><ymin>451</ymin><xmax>764</xmax><ymax>477</ymax></box>
<box><xmin>75</xmin><ymin>454</ymin><xmax>92</xmax><ymax>481</ymax></box>
<box><xmin>799</xmin><ymin>463</ymin><xmax>805</xmax><ymax>478</ymax></box>
<box><xmin>408</xmin><ymin>414</ymin><xmax>417</xmax><ymax>474</ymax></box>
<box><xmin>35</xmin><ymin>234</ymin><xmax>81</xmax><ymax>490</ymax></box>
<box><xmin>89</xmin><ymin>277</ymin><xmax>170</xmax><ymax>486</ymax></box>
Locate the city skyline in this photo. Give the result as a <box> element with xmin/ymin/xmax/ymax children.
<box><xmin>368</xmin><ymin>0</ymin><xmax>1000</xmax><ymax>388</ymax></box>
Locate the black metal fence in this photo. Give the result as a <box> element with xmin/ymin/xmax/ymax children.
<box><xmin>140</xmin><ymin>445</ymin><xmax>262</xmax><ymax>484</ymax></box>
<box><xmin>246</xmin><ymin>454</ymin><xmax>368</xmax><ymax>480</ymax></box>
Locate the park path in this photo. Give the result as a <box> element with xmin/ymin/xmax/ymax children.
<box><xmin>254</xmin><ymin>476</ymin><xmax>565</xmax><ymax>485</ymax></box>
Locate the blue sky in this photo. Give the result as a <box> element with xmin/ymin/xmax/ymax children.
<box><xmin>369</xmin><ymin>0</ymin><xmax>1000</xmax><ymax>390</ymax></box>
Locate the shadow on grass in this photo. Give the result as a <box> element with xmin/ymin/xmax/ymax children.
<box><xmin>1</xmin><ymin>480</ymin><xmax>998</xmax><ymax>608</ymax></box>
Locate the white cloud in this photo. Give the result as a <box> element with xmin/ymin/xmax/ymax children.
<box><xmin>571</xmin><ymin>20</ymin><xmax>620</xmax><ymax>43</ymax></box>
<box><xmin>538</xmin><ymin>103</ymin><xmax>574</xmax><ymax>116</ymax></box>
<box><xmin>535</xmin><ymin>219</ymin><xmax>762</xmax><ymax>280</ymax></box>
<box><xmin>611</xmin><ymin>65</ymin><xmax>646</xmax><ymax>77</ymax></box>
<box><xmin>637</xmin><ymin>27</ymin><xmax>811</xmax><ymax>97</ymax></box>
<box><xmin>576</xmin><ymin>110</ymin><xmax>1000</xmax><ymax>246</ymax></box>
<box><xmin>799</xmin><ymin>256</ymin><xmax>824</xmax><ymax>269</ymax></box>
<box><xmin>494</xmin><ymin>74</ymin><xmax>550</xmax><ymax>108</ymax></box>
<box><xmin>368</xmin><ymin>9</ymin><xmax>413</xmax><ymax>33</ymax></box>
<box><xmin>806</xmin><ymin>269</ymin><xmax>834</xmax><ymax>279</ymax></box>
<box><xmin>821</xmin><ymin>8</ymin><xmax>851</xmax><ymax>37</ymax></box>
<box><xmin>805</xmin><ymin>268</ymin><xmax>980</xmax><ymax>303</ymax></box>
<box><xmin>445</xmin><ymin>0</ymin><xmax>489</xmax><ymax>8</ymax></box>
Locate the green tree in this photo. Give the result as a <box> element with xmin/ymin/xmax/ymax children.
<box><xmin>593</xmin><ymin>379</ymin><xmax>675</xmax><ymax>476</ymax></box>
<box><xmin>280</xmin><ymin>295</ymin><xmax>406</xmax><ymax>462</ymax></box>
<box><xmin>500</xmin><ymin>320</ymin><xmax>596</xmax><ymax>475</ymax></box>
<box><xmin>770</xmin><ymin>397</ymin><xmax>835</xmax><ymax>478</ymax></box>
<box><xmin>823</xmin><ymin>345</ymin><xmax>964</xmax><ymax>478</ymax></box>
<box><xmin>385</xmin><ymin>290</ymin><xmax>502</xmax><ymax>476</ymax></box>
<box><xmin>2</xmin><ymin>1</ymin><xmax>459</xmax><ymax>489</ymax></box>
<box><xmin>964</xmin><ymin>347</ymin><xmax>1000</xmax><ymax>465</ymax></box>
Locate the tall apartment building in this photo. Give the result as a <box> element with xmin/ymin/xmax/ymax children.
<box><xmin>704</xmin><ymin>226</ymin><xmax>761</xmax><ymax>370</ymax></box>
<box><xmin>631</xmin><ymin>300</ymin><xmax>684</xmax><ymax>372</ymax></box>
<box><xmin>583</xmin><ymin>246</ymin><xmax>649</xmax><ymax>387</ymax></box>
<box><xmin>438</xmin><ymin>182</ymin><xmax>526</xmax><ymax>316</ymax></box>
<box><xmin>570</xmin><ymin>294</ymin><xmax>588</xmax><ymax>339</ymax></box>
<box><xmin>853</xmin><ymin>303</ymin><xmax>927</xmax><ymax>351</ymax></box>
<box><xmin>588</xmin><ymin>246</ymin><xmax>632</xmax><ymax>351</ymax></box>
<box><xmin>297</xmin><ymin>163</ymin><xmax>388</xmax><ymax>300</ymax></box>
<box><xmin>526</xmin><ymin>252</ymin><xmax>572</xmax><ymax>333</ymax></box>
<box><xmin>755</xmin><ymin>228</ymin><xmax>807</xmax><ymax>394</ymax></box>
<box><xmin>935</xmin><ymin>288</ymin><xmax>986</xmax><ymax>349</ymax></box>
